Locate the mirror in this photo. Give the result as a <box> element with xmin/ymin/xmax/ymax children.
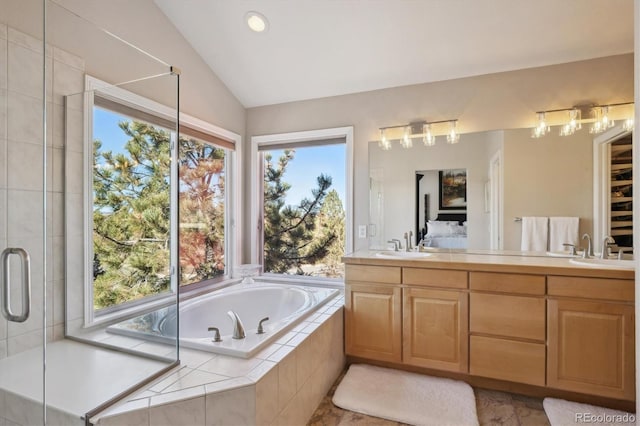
<box><xmin>369</xmin><ymin>127</ymin><xmax>597</xmax><ymax>254</ymax></box>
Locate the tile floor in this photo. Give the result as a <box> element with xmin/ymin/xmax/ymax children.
<box><xmin>308</xmin><ymin>371</ymin><xmax>550</xmax><ymax>426</ymax></box>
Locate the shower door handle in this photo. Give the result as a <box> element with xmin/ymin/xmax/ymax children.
<box><xmin>1</xmin><ymin>247</ymin><xmax>31</xmax><ymax>323</ymax></box>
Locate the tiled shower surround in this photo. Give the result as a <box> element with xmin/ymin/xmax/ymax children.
<box><xmin>0</xmin><ymin>23</ymin><xmax>83</xmax><ymax>359</ymax></box>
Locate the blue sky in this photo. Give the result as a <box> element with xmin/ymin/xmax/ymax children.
<box><xmin>267</xmin><ymin>146</ymin><xmax>346</xmax><ymax>208</ymax></box>
<box><xmin>94</xmin><ymin>107</ymin><xmax>346</xmax><ymax>208</ymax></box>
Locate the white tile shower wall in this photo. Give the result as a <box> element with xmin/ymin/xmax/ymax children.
<box><xmin>95</xmin><ymin>306</ymin><xmax>345</xmax><ymax>425</ymax></box>
<box><xmin>0</xmin><ymin>23</ymin><xmax>85</xmax><ymax>359</ymax></box>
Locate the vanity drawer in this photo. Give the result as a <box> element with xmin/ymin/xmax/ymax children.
<box><xmin>402</xmin><ymin>268</ymin><xmax>468</xmax><ymax>289</ymax></box>
<box><xmin>470</xmin><ymin>335</ymin><xmax>545</xmax><ymax>386</ymax></box>
<box><xmin>469</xmin><ymin>272</ymin><xmax>545</xmax><ymax>295</ymax></box>
<box><xmin>470</xmin><ymin>293</ymin><xmax>545</xmax><ymax>341</ymax></box>
<box><xmin>346</xmin><ymin>265</ymin><xmax>401</xmax><ymax>284</ymax></box>
<box><xmin>547</xmin><ymin>276</ymin><xmax>634</xmax><ymax>302</ymax></box>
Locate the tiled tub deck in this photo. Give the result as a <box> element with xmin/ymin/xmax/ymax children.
<box><xmin>92</xmin><ymin>296</ymin><xmax>345</xmax><ymax>425</ymax></box>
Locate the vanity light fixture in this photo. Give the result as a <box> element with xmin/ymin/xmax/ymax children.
<box><xmin>246</xmin><ymin>11</ymin><xmax>269</xmax><ymax>33</ymax></box>
<box><xmin>378</xmin><ymin>128</ymin><xmax>391</xmax><ymax>150</ymax></box>
<box><xmin>531</xmin><ymin>112</ymin><xmax>550</xmax><ymax>138</ymax></box>
<box><xmin>559</xmin><ymin>108</ymin><xmax>582</xmax><ymax>136</ymax></box>
<box><xmin>623</xmin><ymin>118</ymin><xmax>634</xmax><ymax>132</ymax></box>
<box><xmin>531</xmin><ymin>102</ymin><xmax>634</xmax><ymax>138</ymax></box>
<box><xmin>377</xmin><ymin>119</ymin><xmax>461</xmax><ymax>149</ymax></box>
<box><xmin>401</xmin><ymin>126</ymin><xmax>412</xmax><ymax>148</ymax></box>
<box><xmin>423</xmin><ymin>123</ymin><xmax>436</xmax><ymax>146</ymax></box>
<box><xmin>446</xmin><ymin>120</ymin><xmax>460</xmax><ymax>144</ymax></box>
<box><xmin>590</xmin><ymin>106</ymin><xmax>615</xmax><ymax>134</ymax></box>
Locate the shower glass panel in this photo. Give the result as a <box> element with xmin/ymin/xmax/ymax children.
<box><xmin>54</xmin><ymin>1</ymin><xmax>179</xmax><ymax>422</ymax></box>
<box><xmin>0</xmin><ymin>0</ymin><xmax>48</xmax><ymax>424</ymax></box>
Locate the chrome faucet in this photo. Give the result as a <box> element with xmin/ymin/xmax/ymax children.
<box><xmin>227</xmin><ymin>310</ymin><xmax>246</xmax><ymax>339</ymax></box>
<box><xmin>581</xmin><ymin>233</ymin><xmax>592</xmax><ymax>259</ymax></box>
<box><xmin>600</xmin><ymin>236</ymin><xmax>616</xmax><ymax>259</ymax></box>
<box><xmin>387</xmin><ymin>239</ymin><xmax>402</xmax><ymax>251</ymax></box>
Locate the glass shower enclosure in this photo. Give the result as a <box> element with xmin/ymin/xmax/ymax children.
<box><xmin>0</xmin><ymin>1</ymin><xmax>181</xmax><ymax>423</ymax></box>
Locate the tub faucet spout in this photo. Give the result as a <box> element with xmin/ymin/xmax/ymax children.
<box><xmin>227</xmin><ymin>310</ymin><xmax>246</xmax><ymax>339</ymax></box>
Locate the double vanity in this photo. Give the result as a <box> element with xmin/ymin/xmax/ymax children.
<box><xmin>343</xmin><ymin>250</ymin><xmax>635</xmax><ymax>410</ymax></box>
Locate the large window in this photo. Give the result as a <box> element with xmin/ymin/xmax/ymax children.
<box><xmin>88</xmin><ymin>77</ymin><xmax>240</xmax><ymax>317</ymax></box>
<box><xmin>252</xmin><ymin>128</ymin><xmax>353</xmax><ymax>280</ymax></box>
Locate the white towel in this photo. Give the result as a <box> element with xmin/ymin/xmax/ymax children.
<box><xmin>521</xmin><ymin>217</ymin><xmax>548</xmax><ymax>251</ymax></box>
<box><xmin>549</xmin><ymin>217</ymin><xmax>579</xmax><ymax>253</ymax></box>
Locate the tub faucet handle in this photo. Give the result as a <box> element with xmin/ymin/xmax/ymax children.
<box><xmin>257</xmin><ymin>317</ymin><xmax>270</xmax><ymax>334</ymax></box>
<box><xmin>227</xmin><ymin>310</ymin><xmax>246</xmax><ymax>339</ymax></box>
<box><xmin>207</xmin><ymin>326</ymin><xmax>222</xmax><ymax>342</ymax></box>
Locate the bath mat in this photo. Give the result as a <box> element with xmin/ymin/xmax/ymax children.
<box><xmin>543</xmin><ymin>397</ymin><xmax>635</xmax><ymax>426</ymax></box>
<box><xmin>332</xmin><ymin>364</ymin><xmax>479</xmax><ymax>426</ymax></box>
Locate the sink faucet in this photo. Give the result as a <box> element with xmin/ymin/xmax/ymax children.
<box><xmin>227</xmin><ymin>310</ymin><xmax>246</xmax><ymax>339</ymax></box>
<box><xmin>600</xmin><ymin>236</ymin><xmax>616</xmax><ymax>259</ymax></box>
<box><xmin>581</xmin><ymin>233</ymin><xmax>592</xmax><ymax>259</ymax></box>
<box><xmin>387</xmin><ymin>239</ymin><xmax>402</xmax><ymax>251</ymax></box>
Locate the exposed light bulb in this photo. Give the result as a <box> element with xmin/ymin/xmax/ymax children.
<box><xmin>590</xmin><ymin>106</ymin><xmax>615</xmax><ymax>134</ymax></box>
<box><xmin>378</xmin><ymin>129</ymin><xmax>391</xmax><ymax>150</ymax></box>
<box><xmin>559</xmin><ymin>108</ymin><xmax>581</xmax><ymax>136</ymax></box>
<box><xmin>401</xmin><ymin>126</ymin><xmax>412</xmax><ymax>148</ymax></box>
<box><xmin>531</xmin><ymin>112</ymin><xmax>550</xmax><ymax>138</ymax></box>
<box><xmin>423</xmin><ymin>123</ymin><xmax>435</xmax><ymax>146</ymax></box>
<box><xmin>446</xmin><ymin>121</ymin><xmax>460</xmax><ymax>144</ymax></box>
<box><xmin>623</xmin><ymin>118</ymin><xmax>634</xmax><ymax>132</ymax></box>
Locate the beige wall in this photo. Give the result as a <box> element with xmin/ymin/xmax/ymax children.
<box><xmin>246</xmin><ymin>54</ymin><xmax>633</xmax><ymax>255</ymax></box>
<box><xmin>0</xmin><ymin>0</ymin><xmax>246</xmax><ymax>135</ymax></box>
<box><xmin>502</xmin><ymin>128</ymin><xmax>593</xmax><ymax>251</ymax></box>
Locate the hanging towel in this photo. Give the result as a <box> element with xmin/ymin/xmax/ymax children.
<box><xmin>521</xmin><ymin>217</ymin><xmax>549</xmax><ymax>251</ymax></box>
<box><xmin>549</xmin><ymin>217</ymin><xmax>579</xmax><ymax>253</ymax></box>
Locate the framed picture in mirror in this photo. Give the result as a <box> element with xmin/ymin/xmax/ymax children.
<box><xmin>439</xmin><ymin>169</ymin><xmax>467</xmax><ymax>210</ymax></box>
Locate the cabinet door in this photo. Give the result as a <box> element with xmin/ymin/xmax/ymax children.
<box><xmin>345</xmin><ymin>283</ymin><xmax>402</xmax><ymax>363</ymax></box>
<box><xmin>548</xmin><ymin>299</ymin><xmax>635</xmax><ymax>401</ymax></box>
<box><xmin>403</xmin><ymin>287</ymin><xmax>468</xmax><ymax>372</ymax></box>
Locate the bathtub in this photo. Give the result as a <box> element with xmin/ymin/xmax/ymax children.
<box><xmin>108</xmin><ymin>282</ymin><xmax>339</xmax><ymax>358</ymax></box>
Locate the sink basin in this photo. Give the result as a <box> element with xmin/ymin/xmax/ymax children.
<box><xmin>569</xmin><ymin>258</ymin><xmax>634</xmax><ymax>270</ymax></box>
<box><xmin>375</xmin><ymin>251</ymin><xmax>432</xmax><ymax>259</ymax></box>
<box><xmin>546</xmin><ymin>251</ymin><xmax>579</xmax><ymax>258</ymax></box>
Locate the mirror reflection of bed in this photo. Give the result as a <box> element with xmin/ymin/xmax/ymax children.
<box><xmin>416</xmin><ymin>169</ymin><xmax>468</xmax><ymax>249</ymax></box>
<box><xmin>420</xmin><ymin>213</ymin><xmax>468</xmax><ymax>249</ymax></box>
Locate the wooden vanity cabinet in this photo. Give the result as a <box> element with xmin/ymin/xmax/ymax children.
<box><xmin>345</xmin><ymin>265</ymin><xmax>402</xmax><ymax>362</ymax></box>
<box><xmin>547</xmin><ymin>276</ymin><xmax>635</xmax><ymax>401</ymax></box>
<box><xmin>468</xmin><ymin>272</ymin><xmax>546</xmax><ymax>386</ymax></box>
<box><xmin>402</xmin><ymin>268</ymin><xmax>468</xmax><ymax>372</ymax></box>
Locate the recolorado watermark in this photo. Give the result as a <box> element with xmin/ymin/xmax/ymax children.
<box><xmin>575</xmin><ymin>412</ymin><xmax>635</xmax><ymax>423</ymax></box>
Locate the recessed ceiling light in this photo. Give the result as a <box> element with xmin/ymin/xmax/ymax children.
<box><xmin>246</xmin><ymin>11</ymin><xmax>269</xmax><ymax>33</ymax></box>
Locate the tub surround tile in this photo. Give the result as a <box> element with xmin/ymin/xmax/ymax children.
<box><xmin>285</xmin><ymin>331</ymin><xmax>310</xmax><ymax>348</ymax></box>
<box><xmin>254</xmin><ymin>342</ymin><xmax>282</xmax><ymax>360</ymax></box>
<box><xmin>204</xmin><ymin>386</ymin><xmax>255</xmax><ymax>426</ymax></box>
<box><xmin>8</xmin><ymin>42</ymin><xmax>44</xmax><ymax>100</ymax></box>
<box><xmin>204</xmin><ymin>377</ymin><xmax>252</xmax><ymax>396</ymax></box>
<box><xmin>91</xmin><ymin>303</ymin><xmax>345</xmax><ymax>425</ymax></box>
<box><xmin>199</xmin><ymin>354</ymin><xmax>262</xmax><ymax>377</ymax></box>
<box><xmin>52</xmin><ymin>47</ymin><xmax>84</xmax><ymax>71</ymax></box>
<box><xmin>292</xmin><ymin>321</ymin><xmax>311</xmax><ymax>333</ymax></box>
<box><xmin>178</xmin><ymin>348</ymin><xmax>216</xmax><ymax>369</ymax></box>
<box><xmin>275</xmin><ymin>331</ymin><xmax>297</xmax><ymax>345</ymax></box>
<box><xmin>246</xmin><ymin>360</ymin><xmax>277</xmax><ymax>383</ymax></box>
<box><xmin>7</xmin><ymin>91</ymin><xmax>43</xmax><ymax>145</ymax></box>
<box><xmin>266</xmin><ymin>343</ymin><xmax>295</xmax><ymax>363</ymax></box>
<box><xmin>150</xmin><ymin>386</ymin><xmax>205</xmax><ymax>408</ymax></box>
<box><xmin>150</xmin><ymin>396</ymin><xmax>205</xmax><ymax>426</ymax></box>
<box><xmin>255</xmin><ymin>362</ymin><xmax>279</xmax><ymax>426</ymax></box>
<box><xmin>277</xmin><ymin>351</ymin><xmax>297</xmax><ymax>412</ymax></box>
<box><xmin>149</xmin><ymin>367</ymin><xmax>193</xmax><ymax>393</ymax></box>
<box><xmin>98</xmin><ymin>407</ymin><xmax>149</xmax><ymax>426</ymax></box>
<box><xmin>163</xmin><ymin>369</ymin><xmax>228</xmax><ymax>393</ymax></box>
<box><xmin>7</xmin><ymin>28</ymin><xmax>43</xmax><ymax>54</ymax></box>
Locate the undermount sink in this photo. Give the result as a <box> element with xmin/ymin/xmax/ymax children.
<box><xmin>569</xmin><ymin>258</ymin><xmax>635</xmax><ymax>270</ymax></box>
<box><xmin>375</xmin><ymin>251</ymin><xmax>432</xmax><ymax>259</ymax></box>
<box><xmin>546</xmin><ymin>251</ymin><xmax>580</xmax><ymax>258</ymax></box>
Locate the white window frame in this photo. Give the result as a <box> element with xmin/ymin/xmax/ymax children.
<box><xmin>250</xmin><ymin>126</ymin><xmax>353</xmax><ymax>285</ymax></box>
<box><xmin>83</xmin><ymin>75</ymin><xmax>242</xmax><ymax>326</ymax></box>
